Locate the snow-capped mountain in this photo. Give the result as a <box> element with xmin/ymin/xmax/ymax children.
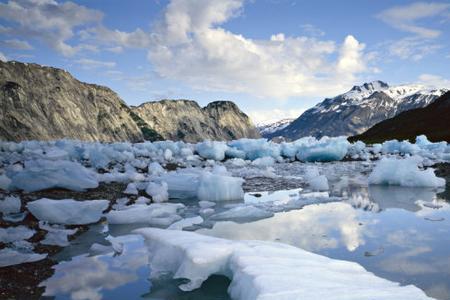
<box><xmin>257</xmin><ymin>118</ymin><xmax>294</xmax><ymax>137</ymax></box>
<box><xmin>268</xmin><ymin>81</ymin><xmax>448</xmax><ymax>140</ymax></box>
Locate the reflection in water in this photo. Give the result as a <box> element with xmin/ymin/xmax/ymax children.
<box><xmin>199</xmin><ymin>202</ymin><xmax>364</xmax><ymax>252</ymax></box>
<box><xmin>200</xmin><ymin>185</ymin><xmax>450</xmax><ymax>300</ymax></box>
<box><xmin>37</xmin><ymin>182</ymin><xmax>450</xmax><ymax>300</ymax></box>
<box><xmin>41</xmin><ymin>235</ymin><xmax>149</xmax><ymax>300</ymax></box>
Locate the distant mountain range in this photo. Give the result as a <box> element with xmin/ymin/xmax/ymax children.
<box><xmin>257</xmin><ymin>118</ymin><xmax>294</xmax><ymax>137</ymax></box>
<box><xmin>0</xmin><ymin>61</ymin><xmax>259</xmax><ymax>142</ymax></box>
<box><xmin>264</xmin><ymin>81</ymin><xmax>448</xmax><ymax>140</ymax></box>
<box><xmin>350</xmin><ymin>91</ymin><xmax>450</xmax><ymax>143</ymax></box>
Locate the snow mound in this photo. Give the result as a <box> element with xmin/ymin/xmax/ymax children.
<box><xmin>27</xmin><ymin>198</ymin><xmax>109</xmax><ymax>225</ymax></box>
<box><xmin>9</xmin><ymin>159</ymin><xmax>98</xmax><ymax>192</ymax></box>
<box><xmin>368</xmin><ymin>157</ymin><xmax>445</xmax><ymax>188</ymax></box>
<box><xmin>134</xmin><ymin>228</ymin><xmax>432</xmax><ymax>300</ymax></box>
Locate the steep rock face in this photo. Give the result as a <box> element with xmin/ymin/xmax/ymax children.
<box><xmin>0</xmin><ymin>61</ymin><xmax>145</xmax><ymax>142</ymax></box>
<box><xmin>270</xmin><ymin>81</ymin><xmax>447</xmax><ymax>140</ymax></box>
<box><xmin>350</xmin><ymin>91</ymin><xmax>450</xmax><ymax>143</ymax></box>
<box><xmin>132</xmin><ymin>100</ymin><xmax>260</xmax><ymax>142</ymax></box>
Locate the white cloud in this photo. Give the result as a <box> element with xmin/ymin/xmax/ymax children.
<box><xmin>0</xmin><ymin>0</ymin><xmax>102</xmax><ymax>56</ymax></box>
<box><xmin>248</xmin><ymin>108</ymin><xmax>305</xmax><ymax>125</ymax></box>
<box><xmin>76</xmin><ymin>59</ymin><xmax>116</xmax><ymax>70</ymax></box>
<box><xmin>377</xmin><ymin>2</ymin><xmax>450</xmax><ymax>38</ymax></box>
<box><xmin>0</xmin><ymin>51</ymin><xmax>7</xmax><ymax>62</ymax></box>
<box><xmin>388</xmin><ymin>37</ymin><xmax>442</xmax><ymax>61</ymax></box>
<box><xmin>2</xmin><ymin>39</ymin><xmax>33</xmax><ymax>50</ymax></box>
<box><xmin>418</xmin><ymin>73</ymin><xmax>450</xmax><ymax>88</ymax></box>
<box><xmin>299</xmin><ymin>24</ymin><xmax>325</xmax><ymax>37</ymax></box>
<box><xmin>147</xmin><ymin>0</ymin><xmax>370</xmax><ymax>99</ymax></box>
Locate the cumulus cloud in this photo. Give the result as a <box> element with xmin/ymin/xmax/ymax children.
<box><xmin>146</xmin><ymin>0</ymin><xmax>369</xmax><ymax>99</ymax></box>
<box><xmin>0</xmin><ymin>0</ymin><xmax>103</xmax><ymax>56</ymax></box>
<box><xmin>377</xmin><ymin>2</ymin><xmax>450</xmax><ymax>38</ymax></box>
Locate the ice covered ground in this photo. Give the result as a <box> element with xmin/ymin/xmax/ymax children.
<box><xmin>0</xmin><ymin>135</ymin><xmax>449</xmax><ymax>299</ymax></box>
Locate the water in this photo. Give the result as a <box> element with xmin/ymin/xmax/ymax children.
<box><xmin>36</xmin><ymin>162</ymin><xmax>450</xmax><ymax>300</ymax></box>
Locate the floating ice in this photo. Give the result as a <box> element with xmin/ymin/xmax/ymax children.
<box><xmin>9</xmin><ymin>159</ymin><xmax>98</xmax><ymax>192</ymax></box>
<box><xmin>146</xmin><ymin>181</ymin><xmax>169</xmax><ymax>203</ymax></box>
<box><xmin>296</xmin><ymin>136</ymin><xmax>350</xmax><ymax>162</ymax></box>
<box><xmin>211</xmin><ymin>205</ymin><xmax>274</xmax><ymax>222</ymax></box>
<box><xmin>251</xmin><ymin>156</ymin><xmax>275</xmax><ymax>167</ymax></box>
<box><xmin>368</xmin><ymin>157</ymin><xmax>445</xmax><ymax>188</ymax></box>
<box><xmin>135</xmin><ymin>228</ymin><xmax>432</xmax><ymax>300</ymax></box>
<box><xmin>228</xmin><ymin>139</ymin><xmax>280</xmax><ymax>160</ymax></box>
<box><xmin>0</xmin><ymin>248</ymin><xmax>47</xmax><ymax>267</ymax></box>
<box><xmin>27</xmin><ymin>198</ymin><xmax>109</xmax><ymax>225</ymax></box>
<box><xmin>304</xmin><ymin>166</ymin><xmax>329</xmax><ymax>191</ymax></box>
<box><xmin>148</xmin><ymin>162</ymin><xmax>165</xmax><ymax>176</ymax></box>
<box><xmin>0</xmin><ymin>195</ymin><xmax>21</xmax><ymax>214</ymax></box>
<box><xmin>168</xmin><ymin>216</ymin><xmax>204</xmax><ymax>230</ymax></box>
<box><xmin>0</xmin><ymin>174</ymin><xmax>11</xmax><ymax>190</ymax></box>
<box><xmin>197</xmin><ymin>172</ymin><xmax>244</xmax><ymax>201</ymax></box>
<box><xmin>106</xmin><ymin>203</ymin><xmax>184</xmax><ymax>225</ymax></box>
<box><xmin>39</xmin><ymin>222</ymin><xmax>77</xmax><ymax>247</ymax></box>
<box><xmin>195</xmin><ymin>141</ymin><xmax>228</xmax><ymax>161</ymax></box>
<box><xmin>123</xmin><ymin>183</ymin><xmax>138</xmax><ymax>195</ymax></box>
<box><xmin>0</xmin><ymin>226</ymin><xmax>35</xmax><ymax>243</ymax></box>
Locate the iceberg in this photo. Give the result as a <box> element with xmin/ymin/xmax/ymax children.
<box><xmin>304</xmin><ymin>166</ymin><xmax>329</xmax><ymax>191</ymax></box>
<box><xmin>197</xmin><ymin>173</ymin><xmax>244</xmax><ymax>202</ymax></box>
<box><xmin>27</xmin><ymin>198</ymin><xmax>109</xmax><ymax>225</ymax></box>
<box><xmin>210</xmin><ymin>205</ymin><xmax>274</xmax><ymax>222</ymax></box>
<box><xmin>0</xmin><ymin>195</ymin><xmax>21</xmax><ymax>214</ymax></box>
<box><xmin>195</xmin><ymin>141</ymin><xmax>229</xmax><ymax>161</ymax></box>
<box><xmin>296</xmin><ymin>137</ymin><xmax>350</xmax><ymax>162</ymax></box>
<box><xmin>9</xmin><ymin>159</ymin><xmax>98</xmax><ymax>192</ymax></box>
<box><xmin>0</xmin><ymin>248</ymin><xmax>47</xmax><ymax>267</ymax></box>
<box><xmin>135</xmin><ymin>228</ymin><xmax>432</xmax><ymax>300</ymax></box>
<box><xmin>368</xmin><ymin>157</ymin><xmax>445</xmax><ymax>188</ymax></box>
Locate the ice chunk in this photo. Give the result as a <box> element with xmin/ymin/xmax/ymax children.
<box><xmin>123</xmin><ymin>183</ymin><xmax>138</xmax><ymax>195</ymax></box>
<box><xmin>160</xmin><ymin>170</ymin><xmax>201</xmax><ymax>199</ymax></box>
<box><xmin>39</xmin><ymin>222</ymin><xmax>77</xmax><ymax>247</ymax></box>
<box><xmin>197</xmin><ymin>173</ymin><xmax>244</xmax><ymax>201</ymax></box>
<box><xmin>228</xmin><ymin>139</ymin><xmax>280</xmax><ymax>160</ymax></box>
<box><xmin>168</xmin><ymin>216</ymin><xmax>204</xmax><ymax>230</ymax></box>
<box><xmin>250</xmin><ymin>156</ymin><xmax>275</xmax><ymax>167</ymax></box>
<box><xmin>211</xmin><ymin>205</ymin><xmax>273</xmax><ymax>222</ymax></box>
<box><xmin>135</xmin><ymin>196</ymin><xmax>151</xmax><ymax>205</ymax></box>
<box><xmin>304</xmin><ymin>166</ymin><xmax>329</xmax><ymax>191</ymax></box>
<box><xmin>195</xmin><ymin>141</ymin><xmax>228</xmax><ymax>161</ymax></box>
<box><xmin>27</xmin><ymin>198</ymin><xmax>109</xmax><ymax>225</ymax></box>
<box><xmin>199</xmin><ymin>200</ymin><xmax>216</xmax><ymax>208</ymax></box>
<box><xmin>106</xmin><ymin>203</ymin><xmax>184</xmax><ymax>225</ymax></box>
<box><xmin>0</xmin><ymin>248</ymin><xmax>47</xmax><ymax>267</ymax></box>
<box><xmin>9</xmin><ymin>159</ymin><xmax>98</xmax><ymax>192</ymax></box>
<box><xmin>146</xmin><ymin>181</ymin><xmax>169</xmax><ymax>203</ymax></box>
<box><xmin>0</xmin><ymin>174</ymin><xmax>11</xmax><ymax>190</ymax></box>
<box><xmin>148</xmin><ymin>162</ymin><xmax>165</xmax><ymax>176</ymax></box>
<box><xmin>296</xmin><ymin>137</ymin><xmax>349</xmax><ymax>162</ymax></box>
<box><xmin>0</xmin><ymin>195</ymin><xmax>21</xmax><ymax>214</ymax></box>
<box><xmin>135</xmin><ymin>228</ymin><xmax>432</xmax><ymax>299</ymax></box>
<box><xmin>0</xmin><ymin>226</ymin><xmax>35</xmax><ymax>243</ymax></box>
<box><xmin>368</xmin><ymin>157</ymin><xmax>445</xmax><ymax>188</ymax></box>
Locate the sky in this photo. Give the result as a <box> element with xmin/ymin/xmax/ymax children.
<box><xmin>0</xmin><ymin>0</ymin><xmax>449</xmax><ymax>125</ymax></box>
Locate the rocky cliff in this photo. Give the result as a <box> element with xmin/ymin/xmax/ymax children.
<box><xmin>0</xmin><ymin>61</ymin><xmax>259</xmax><ymax>142</ymax></box>
<box><xmin>132</xmin><ymin>100</ymin><xmax>260</xmax><ymax>143</ymax></box>
<box><xmin>0</xmin><ymin>61</ymin><xmax>145</xmax><ymax>142</ymax></box>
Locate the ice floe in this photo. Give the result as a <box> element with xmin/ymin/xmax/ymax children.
<box><xmin>135</xmin><ymin>228</ymin><xmax>433</xmax><ymax>300</ymax></box>
<box><xmin>27</xmin><ymin>198</ymin><xmax>109</xmax><ymax>225</ymax></box>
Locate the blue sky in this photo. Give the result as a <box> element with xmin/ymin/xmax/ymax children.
<box><xmin>1</xmin><ymin>0</ymin><xmax>449</xmax><ymax>124</ymax></box>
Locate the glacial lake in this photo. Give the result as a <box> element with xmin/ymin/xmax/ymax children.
<box><xmin>39</xmin><ymin>182</ymin><xmax>450</xmax><ymax>300</ymax></box>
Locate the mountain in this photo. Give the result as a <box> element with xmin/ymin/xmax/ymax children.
<box><xmin>257</xmin><ymin>118</ymin><xmax>294</xmax><ymax>138</ymax></box>
<box><xmin>0</xmin><ymin>60</ymin><xmax>259</xmax><ymax>142</ymax></box>
<box><xmin>268</xmin><ymin>81</ymin><xmax>448</xmax><ymax>140</ymax></box>
<box><xmin>0</xmin><ymin>60</ymin><xmax>147</xmax><ymax>142</ymax></box>
<box><xmin>131</xmin><ymin>100</ymin><xmax>260</xmax><ymax>143</ymax></box>
<box><xmin>350</xmin><ymin>91</ymin><xmax>450</xmax><ymax>143</ymax></box>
